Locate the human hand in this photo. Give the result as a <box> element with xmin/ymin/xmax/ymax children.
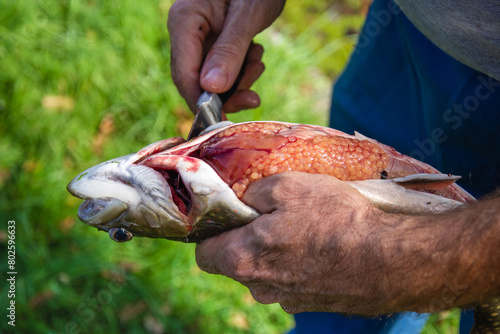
<box><xmin>195</xmin><ymin>172</ymin><xmax>410</xmax><ymax>315</ymax></box>
<box><xmin>167</xmin><ymin>0</ymin><xmax>285</xmax><ymax>112</ymax></box>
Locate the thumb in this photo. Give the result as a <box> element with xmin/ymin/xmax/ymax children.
<box><xmin>200</xmin><ymin>28</ymin><xmax>252</xmax><ymax>93</ymax></box>
<box><xmin>241</xmin><ymin>173</ymin><xmax>290</xmax><ymax>214</ymax></box>
<box><xmin>200</xmin><ymin>1</ymin><xmax>281</xmax><ymax>93</ymax></box>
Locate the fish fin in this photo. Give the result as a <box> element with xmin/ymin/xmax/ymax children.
<box><xmin>354</xmin><ymin>131</ymin><xmax>370</xmax><ymax>141</ymax></box>
<box><xmin>348</xmin><ymin>179</ymin><xmax>464</xmax><ymax>214</ymax></box>
<box><xmin>393</xmin><ymin>173</ymin><xmax>461</xmax><ymax>191</ymax></box>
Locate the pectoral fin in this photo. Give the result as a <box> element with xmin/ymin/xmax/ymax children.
<box><xmin>393</xmin><ymin>173</ymin><xmax>461</xmax><ymax>191</ymax></box>
<box><xmin>348</xmin><ymin>178</ymin><xmax>465</xmax><ymax>215</ymax></box>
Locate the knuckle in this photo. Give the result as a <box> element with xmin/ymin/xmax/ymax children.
<box><xmin>208</xmin><ymin>42</ymin><xmax>246</xmax><ymax>65</ymax></box>
<box><xmin>167</xmin><ymin>1</ymin><xmax>186</xmax><ymax>29</ymax></box>
<box><xmin>249</xmin><ymin>223</ymin><xmax>274</xmax><ymax>248</ymax></box>
<box><xmin>231</xmin><ymin>266</ymin><xmax>252</xmax><ymax>283</ymax></box>
<box><xmin>267</xmin><ymin>173</ymin><xmax>292</xmax><ymax>198</ymax></box>
<box><xmin>167</xmin><ymin>0</ymin><xmax>193</xmax><ymax>24</ymax></box>
<box><xmin>167</xmin><ymin>0</ymin><xmax>211</xmax><ymax>32</ymax></box>
<box><xmin>195</xmin><ymin>247</ymin><xmax>215</xmax><ymax>273</ymax></box>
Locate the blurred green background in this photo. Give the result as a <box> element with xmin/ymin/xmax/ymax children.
<box><xmin>0</xmin><ymin>0</ymin><xmax>459</xmax><ymax>333</ymax></box>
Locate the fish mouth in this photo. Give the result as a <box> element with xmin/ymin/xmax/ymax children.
<box><xmin>78</xmin><ymin>198</ymin><xmax>128</xmax><ymax>227</ymax></box>
<box><xmin>153</xmin><ymin>169</ymin><xmax>191</xmax><ymax>216</ymax></box>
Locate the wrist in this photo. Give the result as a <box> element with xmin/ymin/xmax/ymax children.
<box><xmin>378</xmin><ymin>213</ymin><xmax>453</xmax><ymax>312</ymax></box>
<box><xmin>354</xmin><ymin>211</ymin><xmax>430</xmax><ymax>313</ymax></box>
<box><xmin>375</xmin><ymin>196</ymin><xmax>500</xmax><ymax>313</ymax></box>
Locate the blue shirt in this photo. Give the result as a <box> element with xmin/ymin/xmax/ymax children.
<box><xmin>330</xmin><ymin>0</ymin><xmax>500</xmax><ymax>198</ymax></box>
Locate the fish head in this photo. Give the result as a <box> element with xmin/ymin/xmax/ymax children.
<box><xmin>67</xmin><ymin>154</ymin><xmax>191</xmax><ymax>241</ymax></box>
<box><xmin>67</xmin><ymin>139</ymin><xmax>260</xmax><ymax>243</ymax></box>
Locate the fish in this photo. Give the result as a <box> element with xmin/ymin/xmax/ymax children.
<box><xmin>67</xmin><ymin>121</ymin><xmax>498</xmax><ymax>333</ymax></box>
<box><xmin>67</xmin><ymin>121</ymin><xmax>475</xmax><ymax>243</ymax></box>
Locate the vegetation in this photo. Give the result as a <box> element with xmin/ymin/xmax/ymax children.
<box><xmin>0</xmin><ymin>0</ymin><xmax>459</xmax><ymax>333</ymax></box>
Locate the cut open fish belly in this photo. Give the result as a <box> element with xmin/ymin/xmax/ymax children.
<box><xmin>67</xmin><ymin>121</ymin><xmax>475</xmax><ymax>244</ymax></box>
<box><xmin>141</xmin><ymin>121</ymin><xmax>474</xmax><ymax>204</ymax></box>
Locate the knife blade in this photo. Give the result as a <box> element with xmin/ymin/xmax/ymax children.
<box><xmin>187</xmin><ymin>65</ymin><xmax>245</xmax><ymax>140</ymax></box>
<box><xmin>187</xmin><ymin>92</ymin><xmax>224</xmax><ymax>140</ymax></box>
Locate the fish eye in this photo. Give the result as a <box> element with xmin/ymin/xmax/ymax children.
<box><xmin>109</xmin><ymin>228</ymin><xmax>133</xmax><ymax>243</ymax></box>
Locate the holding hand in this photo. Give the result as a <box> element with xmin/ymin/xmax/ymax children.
<box><xmin>195</xmin><ymin>172</ymin><xmax>408</xmax><ymax>315</ymax></box>
<box><xmin>167</xmin><ymin>0</ymin><xmax>286</xmax><ymax>112</ymax></box>
<box><xmin>195</xmin><ymin>172</ymin><xmax>500</xmax><ymax>315</ymax></box>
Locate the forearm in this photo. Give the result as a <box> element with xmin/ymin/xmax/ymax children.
<box><xmin>196</xmin><ymin>173</ymin><xmax>500</xmax><ymax>316</ymax></box>
<box><xmin>383</xmin><ymin>191</ymin><xmax>500</xmax><ymax>313</ymax></box>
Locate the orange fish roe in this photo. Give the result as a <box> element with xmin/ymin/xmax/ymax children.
<box><xmin>200</xmin><ymin>123</ymin><xmax>389</xmax><ymax>198</ymax></box>
<box><xmin>230</xmin><ymin>135</ymin><xmax>388</xmax><ymax>197</ymax></box>
<box><xmin>216</xmin><ymin>122</ymin><xmax>289</xmax><ymax>137</ymax></box>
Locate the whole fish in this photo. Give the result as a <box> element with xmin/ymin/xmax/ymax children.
<box><xmin>67</xmin><ymin>121</ymin><xmax>496</xmax><ymax>333</ymax></box>
<box><xmin>67</xmin><ymin>121</ymin><xmax>474</xmax><ymax>242</ymax></box>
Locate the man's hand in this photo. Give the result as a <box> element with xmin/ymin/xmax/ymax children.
<box><xmin>167</xmin><ymin>0</ymin><xmax>285</xmax><ymax>112</ymax></box>
<box><xmin>196</xmin><ymin>172</ymin><xmax>408</xmax><ymax>314</ymax></box>
<box><xmin>196</xmin><ymin>172</ymin><xmax>500</xmax><ymax>315</ymax></box>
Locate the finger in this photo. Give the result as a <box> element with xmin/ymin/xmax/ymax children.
<box><xmin>195</xmin><ymin>227</ymin><xmax>247</xmax><ymax>276</ymax></box>
<box><xmin>170</xmin><ymin>45</ymin><xmax>203</xmax><ymax>112</ymax></box>
<box><xmin>200</xmin><ymin>4</ymin><xmax>268</xmax><ymax>93</ymax></box>
<box><xmin>199</xmin><ymin>40</ymin><xmax>252</xmax><ymax>94</ymax></box>
<box><xmin>238</xmin><ymin>57</ymin><xmax>265</xmax><ymax>90</ymax></box>
<box><xmin>195</xmin><ymin>233</ymin><xmax>229</xmax><ymax>275</ymax></box>
<box><xmin>222</xmin><ymin>54</ymin><xmax>265</xmax><ymax>112</ymax></box>
<box><xmin>279</xmin><ymin>303</ymin><xmax>303</xmax><ymax>314</ymax></box>
<box><xmin>167</xmin><ymin>1</ymin><xmax>210</xmax><ymax>111</ymax></box>
<box><xmin>222</xmin><ymin>90</ymin><xmax>260</xmax><ymax>113</ymax></box>
<box><xmin>238</xmin><ymin>43</ymin><xmax>265</xmax><ymax>90</ymax></box>
<box><xmin>241</xmin><ymin>174</ymin><xmax>287</xmax><ymax>213</ymax></box>
<box><xmin>246</xmin><ymin>43</ymin><xmax>264</xmax><ymax>63</ymax></box>
<box><xmin>247</xmin><ymin>283</ymin><xmax>282</xmax><ymax>305</ymax></box>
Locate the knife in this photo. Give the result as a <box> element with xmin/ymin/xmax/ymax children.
<box><xmin>187</xmin><ymin>67</ymin><xmax>245</xmax><ymax>140</ymax></box>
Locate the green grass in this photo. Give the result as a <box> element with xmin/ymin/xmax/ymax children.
<box><xmin>0</xmin><ymin>0</ymin><xmax>460</xmax><ymax>333</ymax></box>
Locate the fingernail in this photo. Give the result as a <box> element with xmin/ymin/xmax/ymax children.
<box><xmin>202</xmin><ymin>68</ymin><xmax>228</xmax><ymax>91</ymax></box>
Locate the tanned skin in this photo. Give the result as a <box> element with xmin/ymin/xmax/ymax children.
<box><xmin>167</xmin><ymin>0</ymin><xmax>285</xmax><ymax>112</ymax></box>
<box><xmin>168</xmin><ymin>0</ymin><xmax>500</xmax><ymax>315</ymax></box>
<box><xmin>196</xmin><ymin>172</ymin><xmax>500</xmax><ymax>315</ymax></box>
